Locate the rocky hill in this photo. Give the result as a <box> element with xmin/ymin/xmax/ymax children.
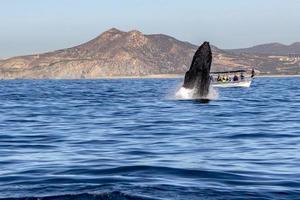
<box><xmin>227</xmin><ymin>42</ymin><xmax>300</xmax><ymax>56</ymax></box>
<box><xmin>0</xmin><ymin>28</ymin><xmax>299</xmax><ymax>79</ymax></box>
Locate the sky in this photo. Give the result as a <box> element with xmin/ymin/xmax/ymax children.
<box><xmin>0</xmin><ymin>0</ymin><xmax>299</xmax><ymax>58</ymax></box>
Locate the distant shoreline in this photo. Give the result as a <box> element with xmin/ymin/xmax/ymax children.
<box><xmin>95</xmin><ymin>74</ymin><xmax>300</xmax><ymax>79</ymax></box>
<box><xmin>98</xmin><ymin>74</ymin><xmax>184</xmax><ymax>79</ymax></box>
<box><xmin>1</xmin><ymin>74</ymin><xmax>300</xmax><ymax>80</ymax></box>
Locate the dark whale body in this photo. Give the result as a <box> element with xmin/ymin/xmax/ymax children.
<box><xmin>183</xmin><ymin>42</ymin><xmax>212</xmax><ymax>98</ymax></box>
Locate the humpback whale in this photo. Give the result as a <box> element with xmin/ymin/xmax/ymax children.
<box><xmin>182</xmin><ymin>41</ymin><xmax>212</xmax><ymax>98</ymax></box>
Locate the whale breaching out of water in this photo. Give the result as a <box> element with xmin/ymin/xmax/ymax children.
<box><xmin>179</xmin><ymin>42</ymin><xmax>212</xmax><ymax>99</ymax></box>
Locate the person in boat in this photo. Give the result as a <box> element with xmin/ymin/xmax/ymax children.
<box><xmin>233</xmin><ymin>74</ymin><xmax>239</xmax><ymax>81</ymax></box>
<box><xmin>222</xmin><ymin>75</ymin><xmax>226</xmax><ymax>82</ymax></box>
<box><xmin>217</xmin><ymin>74</ymin><xmax>222</xmax><ymax>82</ymax></box>
<box><xmin>240</xmin><ymin>72</ymin><xmax>245</xmax><ymax>80</ymax></box>
<box><xmin>224</xmin><ymin>75</ymin><xmax>229</xmax><ymax>82</ymax></box>
<box><xmin>251</xmin><ymin>68</ymin><xmax>255</xmax><ymax>78</ymax></box>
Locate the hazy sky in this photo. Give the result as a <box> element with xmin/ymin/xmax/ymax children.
<box><xmin>1</xmin><ymin>0</ymin><xmax>299</xmax><ymax>58</ymax></box>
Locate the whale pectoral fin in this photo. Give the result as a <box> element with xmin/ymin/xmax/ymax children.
<box><xmin>183</xmin><ymin>71</ymin><xmax>196</xmax><ymax>89</ymax></box>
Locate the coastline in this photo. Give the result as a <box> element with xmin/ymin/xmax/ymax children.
<box><xmin>98</xmin><ymin>74</ymin><xmax>184</xmax><ymax>79</ymax></box>
<box><xmin>102</xmin><ymin>74</ymin><xmax>300</xmax><ymax>79</ymax></box>
<box><xmin>1</xmin><ymin>73</ymin><xmax>300</xmax><ymax>80</ymax></box>
<box><xmin>0</xmin><ymin>74</ymin><xmax>184</xmax><ymax>80</ymax></box>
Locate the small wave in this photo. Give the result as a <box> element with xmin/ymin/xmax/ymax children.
<box><xmin>0</xmin><ymin>191</ymin><xmax>159</xmax><ymax>200</ymax></box>
<box><xmin>52</xmin><ymin>165</ymin><xmax>250</xmax><ymax>181</ymax></box>
<box><xmin>2</xmin><ymin>187</ymin><xmax>299</xmax><ymax>200</ymax></box>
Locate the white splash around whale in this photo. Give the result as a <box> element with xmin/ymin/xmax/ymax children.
<box><xmin>175</xmin><ymin>86</ymin><xmax>219</xmax><ymax>100</ymax></box>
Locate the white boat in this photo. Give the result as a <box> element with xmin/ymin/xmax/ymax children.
<box><xmin>210</xmin><ymin>69</ymin><xmax>255</xmax><ymax>88</ymax></box>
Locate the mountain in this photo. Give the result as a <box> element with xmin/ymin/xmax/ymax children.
<box><xmin>0</xmin><ymin>28</ymin><xmax>197</xmax><ymax>79</ymax></box>
<box><xmin>227</xmin><ymin>42</ymin><xmax>300</xmax><ymax>55</ymax></box>
<box><xmin>0</xmin><ymin>28</ymin><xmax>299</xmax><ymax>79</ymax></box>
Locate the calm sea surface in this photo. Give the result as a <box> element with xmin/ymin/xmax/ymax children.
<box><xmin>0</xmin><ymin>77</ymin><xmax>300</xmax><ymax>200</ymax></box>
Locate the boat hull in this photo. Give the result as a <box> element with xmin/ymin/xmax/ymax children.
<box><xmin>212</xmin><ymin>80</ymin><xmax>252</xmax><ymax>88</ymax></box>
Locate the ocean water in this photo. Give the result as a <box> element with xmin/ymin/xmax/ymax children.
<box><xmin>0</xmin><ymin>77</ymin><xmax>300</xmax><ymax>200</ymax></box>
